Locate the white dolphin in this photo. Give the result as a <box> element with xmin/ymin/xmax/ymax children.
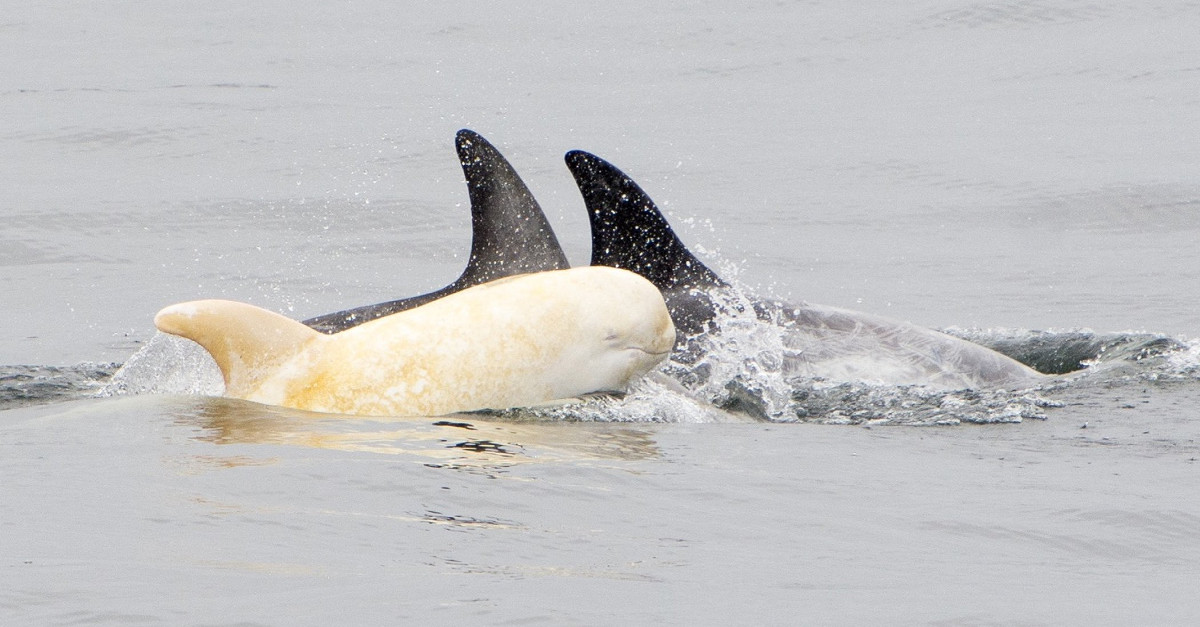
<box><xmin>154</xmin><ymin>267</ymin><xmax>675</xmax><ymax>417</ymax></box>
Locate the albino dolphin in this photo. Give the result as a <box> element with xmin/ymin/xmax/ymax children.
<box><xmin>564</xmin><ymin>150</ymin><xmax>1047</xmax><ymax>390</ymax></box>
<box><xmin>155</xmin><ymin>267</ymin><xmax>675</xmax><ymax>417</ymax></box>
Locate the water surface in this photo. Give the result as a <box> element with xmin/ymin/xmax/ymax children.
<box><xmin>3</xmin><ymin>1</ymin><xmax>1199</xmax><ymax>624</ymax></box>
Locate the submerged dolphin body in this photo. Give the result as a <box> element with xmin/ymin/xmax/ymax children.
<box><xmin>304</xmin><ymin>129</ymin><xmax>569</xmax><ymax>333</ymax></box>
<box><xmin>156</xmin><ymin>267</ymin><xmax>676</xmax><ymax>417</ymax></box>
<box><xmin>564</xmin><ymin>150</ymin><xmax>1047</xmax><ymax>390</ymax></box>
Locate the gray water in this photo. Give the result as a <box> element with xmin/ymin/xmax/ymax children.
<box><xmin>4</xmin><ymin>1</ymin><xmax>1200</xmax><ymax>624</ymax></box>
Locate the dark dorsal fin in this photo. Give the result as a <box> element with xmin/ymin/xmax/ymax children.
<box><xmin>303</xmin><ymin>130</ymin><xmax>568</xmax><ymax>333</ymax></box>
<box><xmin>564</xmin><ymin>150</ymin><xmax>726</xmax><ymax>293</ymax></box>
<box><xmin>450</xmin><ymin>129</ymin><xmax>569</xmax><ymax>290</ymax></box>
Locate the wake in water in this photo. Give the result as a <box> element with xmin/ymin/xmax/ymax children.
<box><xmin>679</xmin><ymin>292</ymin><xmax>1195</xmax><ymax>425</ymax></box>
<box><xmin>0</xmin><ymin>363</ymin><xmax>117</xmax><ymax>411</ymax></box>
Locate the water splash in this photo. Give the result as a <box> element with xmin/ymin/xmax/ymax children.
<box><xmin>101</xmin><ymin>332</ymin><xmax>223</xmax><ymax>396</ymax></box>
<box><xmin>630</xmin><ymin>287</ymin><xmax>1192</xmax><ymax>425</ymax></box>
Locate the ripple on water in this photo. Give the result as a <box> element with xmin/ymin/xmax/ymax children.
<box><xmin>0</xmin><ymin>363</ymin><xmax>118</xmax><ymax>411</ymax></box>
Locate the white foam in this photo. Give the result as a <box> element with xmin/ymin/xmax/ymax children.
<box><xmin>101</xmin><ymin>332</ymin><xmax>224</xmax><ymax>397</ymax></box>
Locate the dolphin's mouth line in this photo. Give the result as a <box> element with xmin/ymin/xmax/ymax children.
<box><xmin>628</xmin><ymin>347</ymin><xmax>673</xmax><ymax>358</ymax></box>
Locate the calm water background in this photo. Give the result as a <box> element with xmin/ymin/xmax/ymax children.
<box><xmin>3</xmin><ymin>1</ymin><xmax>1199</xmax><ymax>624</ymax></box>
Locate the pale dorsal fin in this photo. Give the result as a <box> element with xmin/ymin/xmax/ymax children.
<box><xmin>155</xmin><ymin>299</ymin><xmax>320</xmax><ymax>397</ymax></box>
<box><xmin>303</xmin><ymin>129</ymin><xmax>568</xmax><ymax>333</ymax></box>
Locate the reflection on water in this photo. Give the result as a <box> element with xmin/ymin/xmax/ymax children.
<box><xmin>170</xmin><ymin>396</ymin><xmax>661</xmax><ymax>467</ymax></box>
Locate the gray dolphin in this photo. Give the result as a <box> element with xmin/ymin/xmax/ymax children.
<box><xmin>564</xmin><ymin>150</ymin><xmax>1047</xmax><ymax>390</ymax></box>
<box><xmin>304</xmin><ymin>129</ymin><xmax>569</xmax><ymax>333</ymax></box>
